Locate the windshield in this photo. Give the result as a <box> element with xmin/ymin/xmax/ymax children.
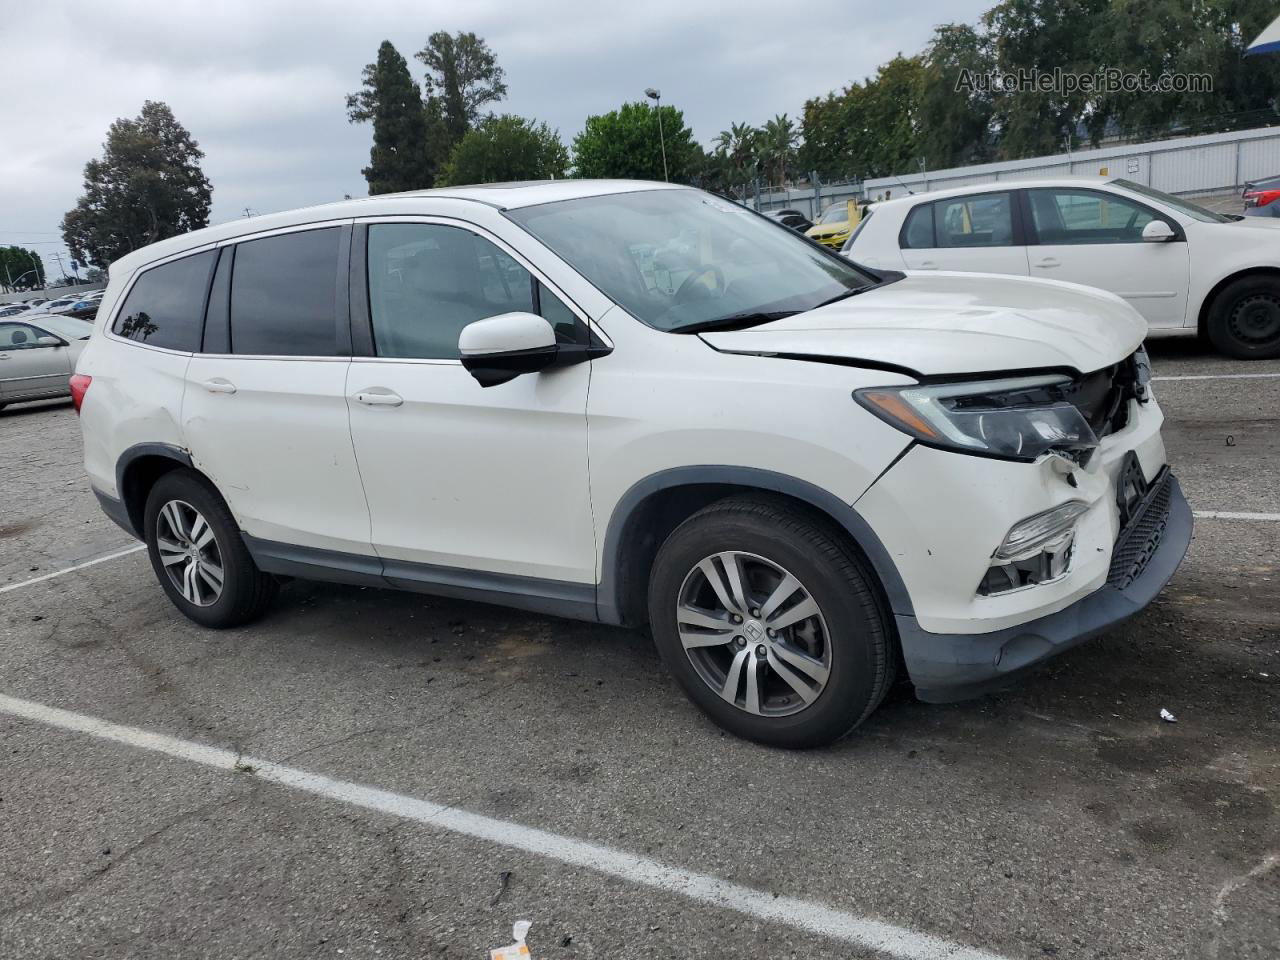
<box><xmin>1111</xmin><ymin>179</ymin><xmax>1232</xmax><ymax>223</ymax></box>
<box><xmin>819</xmin><ymin>205</ymin><xmax>849</xmax><ymax>224</ymax></box>
<box><xmin>507</xmin><ymin>189</ymin><xmax>877</xmax><ymax>333</ymax></box>
<box><xmin>33</xmin><ymin>314</ymin><xmax>94</xmax><ymax>340</ymax></box>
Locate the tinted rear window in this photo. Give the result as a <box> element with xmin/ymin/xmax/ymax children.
<box><xmin>112</xmin><ymin>251</ymin><xmax>216</xmax><ymax>351</ymax></box>
<box><xmin>230</xmin><ymin>228</ymin><xmax>340</xmax><ymax>356</ymax></box>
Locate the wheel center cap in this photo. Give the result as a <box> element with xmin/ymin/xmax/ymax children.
<box><xmin>743</xmin><ymin>619</ymin><xmax>766</xmax><ymax>643</ymax></box>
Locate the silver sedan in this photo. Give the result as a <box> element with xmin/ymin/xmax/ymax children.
<box><xmin>0</xmin><ymin>314</ymin><xmax>94</xmax><ymax>410</ymax></box>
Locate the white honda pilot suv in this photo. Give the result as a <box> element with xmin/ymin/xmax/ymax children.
<box><xmin>74</xmin><ymin>181</ymin><xmax>1191</xmax><ymax>748</ymax></box>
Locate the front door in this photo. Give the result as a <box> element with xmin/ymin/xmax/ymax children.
<box><xmin>346</xmin><ymin>220</ymin><xmax>596</xmax><ymax>587</ymax></box>
<box><xmin>0</xmin><ymin>321</ymin><xmax>71</xmax><ymax>401</ymax></box>
<box><xmin>1023</xmin><ymin>188</ymin><xmax>1190</xmax><ymax>330</ymax></box>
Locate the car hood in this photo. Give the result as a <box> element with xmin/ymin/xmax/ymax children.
<box><xmin>698</xmin><ymin>272</ymin><xmax>1146</xmax><ymax>377</ymax></box>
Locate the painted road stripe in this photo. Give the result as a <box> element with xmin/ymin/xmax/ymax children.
<box><xmin>0</xmin><ymin>692</ymin><xmax>1008</xmax><ymax>960</ymax></box>
<box><xmin>1153</xmin><ymin>372</ymin><xmax>1280</xmax><ymax>381</ymax></box>
<box><xmin>0</xmin><ymin>544</ymin><xmax>145</xmax><ymax>595</ymax></box>
<box><xmin>1193</xmin><ymin>510</ymin><xmax>1280</xmax><ymax>522</ymax></box>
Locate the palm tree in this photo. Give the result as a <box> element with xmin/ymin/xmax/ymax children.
<box><xmin>760</xmin><ymin>114</ymin><xmax>799</xmax><ymax>188</ymax></box>
<box><xmin>715</xmin><ymin>121</ymin><xmax>760</xmax><ymax>188</ymax></box>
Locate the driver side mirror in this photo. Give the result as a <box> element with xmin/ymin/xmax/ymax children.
<box><xmin>1141</xmin><ymin>220</ymin><xmax>1176</xmax><ymax>243</ymax></box>
<box><xmin>36</xmin><ymin>336</ymin><xmax>64</xmax><ymax>347</ymax></box>
<box><xmin>459</xmin><ymin>312</ymin><xmax>558</xmax><ymax>388</ymax></box>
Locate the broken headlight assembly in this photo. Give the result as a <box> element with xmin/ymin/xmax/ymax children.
<box><xmin>854</xmin><ymin>374</ymin><xmax>1099</xmax><ymax>464</ymax></box>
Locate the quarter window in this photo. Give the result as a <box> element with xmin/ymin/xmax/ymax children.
<box><xmin>901</xmin><ymin>205</ymin><xmax>934</xmax><ymax>249</ymax></box>
<box><xmin>1027</xmin><ymin>189</ymin><xmax>1157</xmax><ymax>244</ymax></box>
<box><xmin>229</xmin><ymin>228</ymin><xmax>341</xmax><ymax>356</ymax></box>
<box><xmin>112</xmin><ymin>250</ymin><xmax>216</xmax><ymax>351</ymax></box>
<box><xmin>367</xmin><ymin>223</ymin><xmax>583</xmax><ymax>359</ymax></box>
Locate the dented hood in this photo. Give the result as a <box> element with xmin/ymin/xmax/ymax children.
<box><xmin>699</xmin><ymin>271</ymin><xmax>1147</xmax><ymax>376</ymax></box>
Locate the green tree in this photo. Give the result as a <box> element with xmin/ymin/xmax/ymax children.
<box><xmin>759</xmin><ymin>114</ymin><xmax>799</xmax><ymax>187</ymax></box>
<box><xmin>983</xmin><ymin>0</ymin><xmax>1110</xmax><ymax>157</ymax></box>
<box><xmin>1091</xmin><ymin>0</ymin><xmax>1280</xmax><ymax>139</ymax></box>
<box><xmin>61</xmin><ymin>101</ymin><xmax>211</xmax><ymax>267</ymax></box>
<box><xmin>917</xmin><ymin>24</ymin><xmax>996</xmax><ymax>168</ymax></box>
<box><xmin>415</xmin><ymin>31</ymin><xmax>508</xmax><ymax>148</ymax></box>
<box><xmin>346</xmin><ymin>40</ymin><xmax>435</xmax><ymax>194</ymax></box>
<box><xmin>714</xmin><ymin>121</ymin><xmax>760</xmax><ymax>188</ymax></box>
<box><xmin>799</xmin><ymin>55</ymin><xmax>925</xmax><ymax>180</ymax></box>
<box><xmin>0</xmin><ymin>247</ymin><xmax>45</xmax><ymax>290</ymax></box>
<box><xmin>574</xmin><ymin>101</ymin><xmax>698</xmax><ymax>181</ymax></box>
<box><xmin>438</xmin><ymin>114</ymin><xmax>568</xmax><ymax>186</ymax></box>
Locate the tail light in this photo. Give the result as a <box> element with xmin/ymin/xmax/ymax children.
<box><xmin>69</xmin><ymin>374</ymin><xmax>92</xmax><ymax>414</ymax></box>
<box><xmin>1244</xmin><ymin>189</ymin><xmax>1280</xmax><ymax>208</ymax></box>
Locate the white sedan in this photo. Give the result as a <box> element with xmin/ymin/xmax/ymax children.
<box><xmin>844</xmin><ymin>177</ymin><xmax>1280</xmax><ymax>359</ymax></box>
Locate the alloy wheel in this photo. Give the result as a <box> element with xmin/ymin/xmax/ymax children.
<box><xmin>676</xmin><ymin>551</ymin><xmax>833</xmax><ymax>717</ymax></box>
<box><xmin>155</xmin><ymin>499</ymin><xmax>224</xmax><ymax>607</ymax></box>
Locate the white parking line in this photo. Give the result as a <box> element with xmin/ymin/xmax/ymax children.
<box><xmin>0</xmin><ymin>692</ymin><xmax>1008</xmax><ymax>960</ymax></box>
<box><xmin>1153</xmin><ymin>372</ymin><xmax>1280</xmax><ymax>382</ymax></box>
<box><xmin>0</xmin><ymin>544</ymin><xmax>145</xmax><ymax>595</ymax></box>
<box><xmin>1193</xmin><ymin>510</ymin><xmax>1280</xmax><ymax>522</ymax></box>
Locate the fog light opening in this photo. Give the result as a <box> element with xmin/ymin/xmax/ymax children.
<box><xmin>979</xmin><ymin>501</ymin><xmax>1088</xmax><ymax>596</ymax></box>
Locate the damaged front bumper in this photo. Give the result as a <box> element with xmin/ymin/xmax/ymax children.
<box><xmin>898</xmin><ymin>471</ymin><xmax>1192</xmax><ymax>702</ymax></box>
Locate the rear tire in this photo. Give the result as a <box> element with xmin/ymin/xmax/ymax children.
<box><xmin>143</xmin><ymin>469</ymin><xmax>278</xmax><ymax>628</ymax></box>
<box><xmin>647</xmin><ymin>496</ymin><xmax>894</xmax><ymax>749</ymax></box>
<box><xmin>1206</xmin><ymin>276</ymin><xmax>1280</xmax><ymax>359</ymax></box>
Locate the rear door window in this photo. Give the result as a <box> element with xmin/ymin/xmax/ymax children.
<box><xmin>112</xmin><ymin>250</ymin><xmax>216</xmax><ymax>351</ymax></box>
<box><xmin>934</xmin><ymin>193</ymin><xmax>1015</xmax><ymax>248</ymax></box>
<box><xmin>229</xmin><ymin>228</ymin><xmax>341</xmax><ymax>356</ymax></box>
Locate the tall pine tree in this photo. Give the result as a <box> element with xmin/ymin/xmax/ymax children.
<box><xmin>346</xmin><ymin>41</ymin><xmax>433</xmax><ymax>194</ymax></box>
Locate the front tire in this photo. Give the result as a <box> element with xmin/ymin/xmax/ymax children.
<box><xmin>647</xmin><ymin>496</ymin><xmax>894</xmax><ymax>748</ymax></box>
<box><xmin>1206</xmin><ymin>276</ymin><xmax>1280</xmax><ymax>359</ymax></box>
<box><xmin>143</xmin><ymin>470</ymin><xmax>278</xmax><ymax>628</ymax></box>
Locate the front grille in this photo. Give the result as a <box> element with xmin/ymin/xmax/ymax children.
<box><xmin>1107</xmin><ymin>469</ymin><xmax>1173</xmax><ymax>589</ymax></box>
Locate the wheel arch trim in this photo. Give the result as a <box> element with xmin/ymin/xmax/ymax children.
<box><xmin>596</xmin><ymin>466</ymin><xmax>914</xmax><ymax>625</ymax></box>
<box><xmin>114</xmin><ymin>443</ymin><xmax>195</xmax><ymax>537</ymax></box>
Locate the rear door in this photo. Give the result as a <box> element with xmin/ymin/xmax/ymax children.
<box><xmin>0</xmin><ymin>321</ymin><xmax>72</xmax><ymax>400</ymax></box>
<box><xmin>898</xmin><ymin>191</ymin><xmax>1030</xmax><ymax>276</ymax></box>
<box><xmin>182</xmin><ymin>223</ymin><xmax>374</xmax><ymax>557</ymax></box>
<box><xmin>1022</xmin><ymin>187</ymin><xmax>1190</xmax><ymax>329</ymax></box>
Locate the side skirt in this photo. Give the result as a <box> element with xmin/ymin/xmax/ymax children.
<box><xmin>242</xmin><ymin>535</ymin><xmax>600</xmax><ymax>623</ymax></box>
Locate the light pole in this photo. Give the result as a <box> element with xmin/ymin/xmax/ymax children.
<box><xmin>27</xmin><ymin>249</ymin><xmax>43</xmax><ymax>289</ymax></box>
<box><xmin>644</xmin><ymin>87</ymin><xmax>668</xmax><ymax>182</ymax></box>
<box><xmin>49</xmin><ymin>252</ymin><xmax>69</xmax><ymax>286</ymax></box>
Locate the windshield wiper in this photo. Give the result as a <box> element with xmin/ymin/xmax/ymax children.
<box><xmin>813</xmin><ymin>285</ymin><xmax>870</xmax><ymax>309</ymax></box>
<box><xmin>673</xmin><ymin>311</ymin><xmax>798</xmax><ymax>335</ymax></box>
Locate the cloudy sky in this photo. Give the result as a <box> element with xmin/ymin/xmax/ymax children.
<box><xmin>0</xmin><ymin>0</ymin><xmax>989</xmax><ymax>277</ymax></box>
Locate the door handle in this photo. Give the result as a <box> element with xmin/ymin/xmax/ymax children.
<box><xmin>916</xmin><ymin>260</ymin><xmax>938</xmax><ymax>269</ymax></box>
<box><xmin>354</xmin><ymin>390</ymin><xmax>404</xmax><ymax>407</ymax></box>
<box><xmin>0</xmin><ymin>354</ymin><xmax>9</xmax><ymax>360</ymax></box>
<box><xmin>201</xmin><ymin>378</ymin><xmax>237</xmax><ymax>395</ymax></box>
<box><xmin>1034</xmin><ymin>258</ymin><xmax>1060</xmax><ymax>269</ymax></box>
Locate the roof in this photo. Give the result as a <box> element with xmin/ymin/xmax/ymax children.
<box><xmin>109</xmin><ymin>179</ymin><xmax>685</xmax><ymax>276</ymax></box>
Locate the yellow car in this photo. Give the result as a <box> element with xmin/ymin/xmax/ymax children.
<box><xmin>806</xmin><ymin>200</ymin><xmax>861</xmax><ymax>249</ymax></box>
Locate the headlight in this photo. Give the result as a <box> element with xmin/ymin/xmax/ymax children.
<box><xmin>854</xmin><ymin>374</ymin><xmax>1099</xmax><ymax>463</ymax></box>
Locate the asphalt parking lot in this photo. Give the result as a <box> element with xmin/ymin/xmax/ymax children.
<box><xmin>1</xmin><ymin>339</ymin><xmax>1277</xmax><ymax>960</ymax></box>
